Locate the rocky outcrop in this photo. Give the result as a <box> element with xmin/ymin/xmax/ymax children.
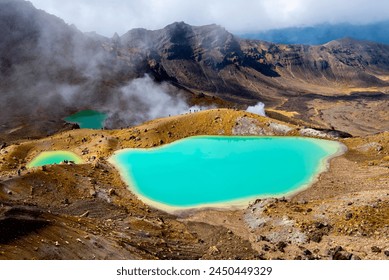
<box><xmin>231</xmin><ymin>116</ymin><xmax>296</xmax><ymax>136</ymax></box>
<box><xmin>232</xmin><ymin>117</ymin><xmax>266</xmax><ymax>135</ymax></box>
<box><xmin>0</xmin><ymin>205</ymin><xmax>51</xmax><ymax>244</ymax></box>
<box><xmin>300</xmin><ymin>128</ymin><xmax>352</xmax><ymax>139</ymax></box>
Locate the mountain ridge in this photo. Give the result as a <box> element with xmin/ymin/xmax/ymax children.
<box><xmin>1</xmin><ymin>1</ymin><xmax>388</xmax><ymax>140</ymax></box>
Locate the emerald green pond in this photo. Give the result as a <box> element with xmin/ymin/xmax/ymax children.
<box><xmin>109</xmin><ymin>136</ymin><xmax>344</xmax><ymax>210</ymax></box>
<box><xmin>65</xmin><ymin>110</ymin><xmax>107</xmax><ymax>129</ymax></box>
<box><xmin>27</xmin><ymin>151</ymin><xmax>83</xmax><ymax>168</ymax></box>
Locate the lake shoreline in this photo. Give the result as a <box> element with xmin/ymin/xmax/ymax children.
<box><xmin>108</xmin><ymin>135</ymin><xmax>346</xmax><ymax>213</ymax></box>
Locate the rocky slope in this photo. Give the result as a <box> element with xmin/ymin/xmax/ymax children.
<box><xmin>1</xmin><ymin>1</ymin><xmax>388</xmax><ymax>142</ymax></box>
<box><xmin>1</xmin><ymin>109</ymin><xmax>388</xmax><ymax>259</ymax></box>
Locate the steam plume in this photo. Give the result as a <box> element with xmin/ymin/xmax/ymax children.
<box><xmin>246</xmin><ymin>102</ymin><xmax>266</xmax><ymax>116</ymax></box>
<box><xmin>103</xmin><ymin>75</ymin><xmax>211</xmax><ymax>128</ymax></box>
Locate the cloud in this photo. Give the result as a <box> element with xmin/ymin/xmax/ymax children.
<box><xmin>246</xmin><ymin>102</ymin><xmax>266</xmax><ymax>117</ymax></box>
<box><xmin>29</xmin><ymin>0</ymin><xmax>389</xmax><ymax>36</ymax></box>
<box><xmin>103</xmin><ymin>75</ymin><xmax>213</xmax><ymax>129</ymax></box>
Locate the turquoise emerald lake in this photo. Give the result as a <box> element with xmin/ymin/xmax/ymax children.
<box><xmin>27</xmin><ymin>151</ymin><xmax>83</xmax><ymax>168</ymax></box>
<box><xmin>65</xmin><ymin>110</ymin><xmax>107</xmax><ymax>129</ymax></box>
<box><xmin>109</xmin><ymin>136</ymin><xmax>344</xmax><ymax>210</ymax></box>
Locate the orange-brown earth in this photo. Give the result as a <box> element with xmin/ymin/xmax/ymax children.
<box><xmin>1</xmin><ymin>109</ymin><xmax>388</xmax><ymax>260</ymax></box>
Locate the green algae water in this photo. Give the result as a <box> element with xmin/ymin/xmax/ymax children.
<box><xmin>65</xmin><ymin>110</ymin><xmax>107</xmax><ymax>129</ymax></box>
<box><xmin>27</xmin><ymin>151</ymin><xmax>83</xmax><ymax>168</ymax></box>
<box><xmin>109</xmin><ymin>136</ymin><xmax>344</xmax><ymax>210</ymax></box>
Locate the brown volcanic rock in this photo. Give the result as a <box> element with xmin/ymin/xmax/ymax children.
<box><xmin>1</xmin><ymin>109</ymin><xmax>389</xmax><ymax>259</ymax></box>
<box><xmin>101</xmin><ymin>23</ymin><xmax>389</xmax><ymax>137</ymax></box>
<box><xmin>118</xmin><ymin>22</ymin><xmax>389</xmax><ymax>101</ymax></box>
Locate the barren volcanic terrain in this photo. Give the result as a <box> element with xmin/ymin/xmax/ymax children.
<box><xmin>0</xmin><ymin>1</ymin><xmax>389</xmax><ymax>260</ymax></box>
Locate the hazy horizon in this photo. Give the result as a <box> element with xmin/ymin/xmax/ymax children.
<box><xmin>27</xmin><ymin>0</ymin><xmax>389</xmax><ymax>37</ymax></box>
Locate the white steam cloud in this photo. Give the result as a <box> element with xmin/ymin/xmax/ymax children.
<box><xmin>119</xmin><ymin>75</ymin><xmax>188</xmax><ymax>119</ymax></box>
<box><xmin>246</xmin><ymin>102</ymin><xmax>266</xmax><ymax>116</ymax></box>
<box><xmin>103</xmin><ymin>75</ymin><xmax>212</xmax><ymax>128</ymax></box>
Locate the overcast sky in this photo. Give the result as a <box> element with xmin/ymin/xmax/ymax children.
<box><xmin>28</xmin><ymin>0</ymin><xmax>389</xmax><ymax>37</ymax></box>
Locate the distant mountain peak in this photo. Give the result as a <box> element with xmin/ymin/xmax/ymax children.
<box><xmin>165</xmin><ymin>21</ymin><xmax>190</xmax><ymax>29</ymax></box>
<box><xmin>112</xmin><ymin>32</ymin><xmax>120</xmax><ymax>40</ymax></box>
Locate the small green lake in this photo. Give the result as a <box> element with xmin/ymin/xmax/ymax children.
<box><xmin>65</xmin><ymin>110</ymin><xmax>107</xmax><ymax>129</ymax></box>
<box><xmin>27</xmin><ymin>151</ymin><xmax>83</xmax><ymax>168</ymax></box>
<box><xmin>109</xmin><ymin>136</ymin><xmax>344</xmax><ymax>211</ymax></box>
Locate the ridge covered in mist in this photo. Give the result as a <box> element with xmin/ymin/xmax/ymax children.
<box><xmin>1</xmin><ymin>0</ymin><xmax>389</xmax><ymax>141</ymax></box>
